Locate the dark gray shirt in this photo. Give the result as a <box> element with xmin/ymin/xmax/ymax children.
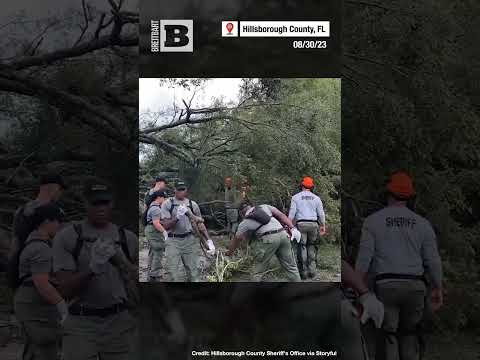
<box><xmin>355</xmin><ymin>206</ymin><xmax>443</xmax><ymax>288</ymax></box>
<box><xmin>52</xmin><ymin>221</ymin><xmax>138</xmax><ymax>308</ymax></box>
<box><xmin>18</xmin><ymin>231</ymin><xmax>52</xmax><ymax>281</ymax></box>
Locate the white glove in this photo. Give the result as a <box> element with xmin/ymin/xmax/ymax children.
<box><xmin>358</xmin><ymin>292</ymin><xmax>385</xmax><ymax>328</ymax></box>
<box><xmin>206</xmin><ymin>239</ymin><xmax>215</xmax><ymax>255</ymax></box>
<box><xmin>163</xmin><ymin>230</ymin><xmax>169</xmax><ymax>241</ymax></box>
<box><xmin>56</xmin><ymin>299</ymin><xmax>69</xmax><ymax>324</ymax></box>
<box><xmin>290</xmin><ymin>227</ymin><xmax>302</xmax><ymax>243</ymax></box>
<box><xmin>89</xmin><ymin>237</ymin><xmax>116</xmax><ymax>274</ymax></box>
<box><xmin>176</xmin><ymin>205</ymin><xmax>188</xmax><ymax>219</ymax></box>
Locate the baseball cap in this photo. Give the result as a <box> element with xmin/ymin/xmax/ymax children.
<box><xmin>83</xmin><ymin>178</ymin><xmax>113</xmax><ymax>203</ymax></box>
<box><xmin>151</xmin><ymin>190</ymin><xmax>166</xmax><ymax>200</ymax></box>
<box><xmin>40</xmin><ymin>172</ymin><xmax>67</xmax><ymax>189</ymax></box>
<box><xmin>301</xmin><ymin>176</ymin><xmax>314</xmax><ymax>189</ymax></box>
<box><xmin>155</xmin><ymin>176</ymin><xmax>167</xmax><ymax>183</ymax></box>
<box><xmin>31</xmin><ymin>203</ymin><xmax>65</xmax><ymax>228</ymax></box>
<box><xmin>175</xmin><ymin>181</ymin><xmax>188</xmax><ymax>191</ymax></box>
<box><xmin>387</xmin><ymin>171</ymin><xmax>415</xmax><ymax>199</ymax></box>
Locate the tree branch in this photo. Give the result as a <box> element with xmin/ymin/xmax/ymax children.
<box><xmin>0</xmin><ymin>31</ymin><xmax>137</xmax><ymax>71</ymax></box>
<box><xmin>0</xmin><ymin>72</ymin><xmax>129</xmax><ymax>146</ymax></box>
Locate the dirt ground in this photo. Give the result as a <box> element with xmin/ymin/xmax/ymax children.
<box><xmin>139</xmin><ymin>235</ymin><xmax>341</xmax><ymax>282</ymax></box>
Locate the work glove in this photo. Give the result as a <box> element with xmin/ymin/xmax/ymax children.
<box><xmin>163</xmin><ymin>230</ymin><xmax>169</xmax><ymax>241</ymax></box>
<box><xmin>56</xmin><ymin>299</ymin><xmax>69</xmax><ymax>324</ymax></box>
<box><xmin>290</xmin><ymin>227</ymin><xmax>302</xmax><ymax>243</ymax></box>
<box><xmin>89</xmin><ymin>236</ymin><xmax>116</xmax><ymax>274</ymax></box>
<box><xmin>358</xmin><ymin>292</ymin><xmax>384</xmax><ymax>328</ymax></box>
<box><xmin>176</xmin><ymin>205</ymin><xmax>188</xmax><ymax>219</ymax></box>
<box><xmin>206</xmin><ymin>239</ymin><xmax>215</xmax><ymax>256</ymax></box>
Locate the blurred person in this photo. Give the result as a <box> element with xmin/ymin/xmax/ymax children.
<box><xmin>13</xmin><ymin>203</ymin><xmax>68</xmax><ymax>360</ymax></box>
<box><xmin>288</xmin><ymin>176</ymin><xmax>326</xmax><ymax>279</ymax></box>
<box><xmin>52</xmin><ymin>178</ymin><xmax>138</xmax><ymax>360</ymax></box>
<box><xmin>355</xmin><ymin>171</ymin><xmax>443</xmax><ymax>360</ymax></box>
<box><xmin>226</xmin><ymin>201</ymin><xmax>301</xmax><ymax>282</ymax></box>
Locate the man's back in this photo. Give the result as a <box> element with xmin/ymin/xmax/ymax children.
<box><xmin>356</xmin><ymin>206</ymin><xmax>442</xmax><ymax>287</ymax></box>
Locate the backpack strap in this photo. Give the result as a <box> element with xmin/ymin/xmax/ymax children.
<box><xmin>117</xmin><ymin>227</ymin><xmax>132</xmax><ymax>263</ymax></box>
<box><xmin>169</xmin><ymin>198</ymin><xmax>194</xmax><ymax>215</ymax></box>
<box><xmin>72</xmin><ymin>223</ymin><xmax>84</xmax><ymax>262</ymax></box>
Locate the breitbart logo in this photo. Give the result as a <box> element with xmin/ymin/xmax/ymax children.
<box><xmin>151</xmin><ymin>20</ymin><xmax>193</xmax><ymax>53</ymax></box>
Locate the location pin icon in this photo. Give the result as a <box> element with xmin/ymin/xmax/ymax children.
<box><xmin>226</xmin><ymin>22</ymin><xmax>234</xmax><ymax>34</ymax></box>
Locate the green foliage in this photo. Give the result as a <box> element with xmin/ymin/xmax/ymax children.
<box><xmin>343</xmin><ymin>0</ymin><xmax>480</xmax><ymax>333</ymax></box>
<box><xmin>140</xmin><ymin>78</ymin><xmax>341</xmax><ymax>240</ymax></box>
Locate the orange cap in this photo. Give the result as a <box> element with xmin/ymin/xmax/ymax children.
<box><xmin>387</xmin><ymin>171</ymin><xmax>415</xmax><ymax>199</ymax></box>
<box><xmin>301</xmin><ymin>176</ymin><xmax>314</xmax><ymax>189</ymax></box>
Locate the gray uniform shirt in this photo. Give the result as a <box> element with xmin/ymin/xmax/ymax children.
<box><xmin>288</xmin><ymin>191</ymin><xmax>325</xmax><ymax>225</ymax></box>
<box><xmin>18</xmin><ymin>231</ymin><xmax>52</xmax><ymax>281</ymax></box>
<box><xmin>236</xmin><ymin>205</ymin><xmax>284</xmax><ymax>238</ymax></box>
<box><xmin>146</xmin><ymin>204</ymin><xmax>162</xmax><ymax>225</ymax></box>
<box><xmin>52</xmin><ymin>221</ymin><xmax>138</xmax><ymax>308</ymax></box>
<box><xmin>355</xmin><ymin>206</ymin><xmax>443</xmax><ymax>288</ymax></box>
<box><xmin>160</xmin><ymin>198</ymin><xmax>202</xmax><ymax>235</ymax></box>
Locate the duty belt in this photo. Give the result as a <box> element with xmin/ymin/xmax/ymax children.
<box><xmin>69</xmin><ymin>303</ymin><xmax>127</xmax><ymax>317</ymax></box>
<box><xmin>375</xmin><ymin>273</ymin><xmax>426</xmax><ymax>283</ymax></box>
<box><xmin>168</xmin><ymin>232</ymin><xmax>193</xmax><ymax>238</ymax></box>
<box><xmin>258</xmin><ymin>228</ymin><xmax>285</xmax><ymax>238</ymax></box>
<box><xmin>296</xmin><ymin>219</ymin><xmax>318</xmax><ymax>223</ymax></box>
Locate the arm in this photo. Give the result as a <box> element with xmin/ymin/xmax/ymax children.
<box><xmin>192</xmin><ymin>203</ymin><xmax>211</xmax><ymax>240</ymax></box>
<box><xmin>52</xmin><ymin>227</ymin><xmax>93</xmax><ymax>298</ymax></box>
<box><xmin>422</xmin><ymin>224</ymin><xmax>443</xmax><ymax>311</ymax></box>
<box><xmin>270</xmin><ymin>207</ymin><xmax>294</xmax><ymax>229</ymax></box>
<box><xmin>226</xmin><ymin>233</ymin><xmax>247</xmax><ymax>256</ymax></box>
<box><xmin>316</xmin><ymin>198</ymin><xmax>326</xmax><ymax>226</ymax></box>
<box><xmin>152</xmin><ymin>218</ymin><xmax>166</xmax><ymax>233</ymax></box>
<box><xmin>355</xmin><ymin>220</ymin><xmax>375</xmax><ymax>282</ymax></box>
<box><xmin>288</xmin><ymin>198</ymin><xmax>297</xmax><ymax>224</ymax></box>
<box><xmin>341</xmin><ymin>260</ymin><xmax>368</xmax><ymax>294</ymax></box>
<box><xmin>55</xmin><ymin>270</ymin><xmax>94</xmax><ymax>299</ymax></box>
<box><xmin>160</xmin><ymin>200</ymin><xmax>177</xmax><ymax>230</ymax></box>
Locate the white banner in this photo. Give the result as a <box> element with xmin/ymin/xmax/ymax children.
<box><xmin>239</xmin><ymin>21</ymin><xmax>329</xmax><ymax>37</ymax></box>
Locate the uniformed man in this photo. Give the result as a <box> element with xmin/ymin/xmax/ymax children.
<box><xmin>144</xmin><ymin>177</ymin><xmax>167</xmax><ymax>205</ymax></box>
<box><xmin>355</xmin><ymin>171</ymin><xmax>443</xmax><ymax>360</ymax></box>
<box><xmin>145</xmin><ymin>190</ymin><xmax>168</xmax><ymax>281</ymax></box>
<box><xmin>224</xmin><ymin>176</ymin><xmax>239</xmax><ymax>239</ymax></box>
<box><xmin>14</xmin><ymin>203</ymin><xmax>68</xmax><ymax>360</ymax></box>
<box><xmin>288</xmin><ymin>176</ymin><xmax>326</xmax><ymax>279</ymax></box>
<box><xmin>12</xmin><ymin>172</ymin><xmax>66</xmax><ymax>246</ymax></box>
<box><xmin>160</xmin><ymin>181</ymin><xmax>214</xmax><ymax>282</ymax></box>
<box><xmin>226</xmin><ymin>202</ymin><xmax>301</xmax><ymax>282</ymax></box>
<box><xmin>52</xmin><ymin>178</ymin><xmax>138</xmax><ymax>360</ymax></box>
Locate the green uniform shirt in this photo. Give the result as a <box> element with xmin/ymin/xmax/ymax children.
<box><xmin>236</xmin><ymin>205</ymin><xmax>284</xmax><ymax>238</ymax></box>
<box><xmin>18</xmin><ymin>231</ymin><xmax>52</xmax><ymax>281</ymax></box>
<box><xmin>160</xmin><ymin>198</ymin><xmax>202</xmax><ymax>235</ymax></box>
<box><xmin>52</xmin><ymin>221</ymin><xmax>138</xmax><ymax>308</ymax></box>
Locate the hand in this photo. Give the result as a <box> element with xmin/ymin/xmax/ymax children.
<box><xmin>206</xmin><ymin>239</ymin><xmax>215</xmax><ymax>256</ymax></box>
<box><xmin>358</xmin><ymin>292</ymin><xmax>385</xmax><ymax>328</ymax></box>
<box><xmin>56</xmin><ymin>299</ymin><xmax>69</xmax><ymax>324</ymax></box>
<box><xmin>176</xmin><ymin>205</ymin><xmax>188</xmax><ymax>219</ymax></box>
<box><xmin>89</xmin><ymin>237</ymin><xmax>116</xmax><ymax>274</ymax></box>
<box><xmin>290</xmin><ymin>227</ymin><xmax>302</xmax><ymax>243</ymax></box>
<box><xmin>319</xmin><ymin>225</ymin><xmax>327</xmax><ymax>236</ymax></box>
<box><xmin>431</xmin><ymin>288</ymin><xmax>443</xmax><ymax>311</ymax></box>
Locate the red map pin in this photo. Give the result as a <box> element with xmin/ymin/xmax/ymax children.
<box><xmin>226</xmin><ymin>22</ymin><xmax>234</xmax><ymax>33</ymax></box>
